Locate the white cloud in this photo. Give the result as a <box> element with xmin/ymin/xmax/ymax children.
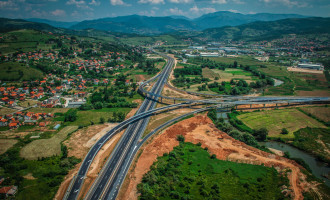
<box><xmin>168</xmin><ymin>7</ymin><xmax>185</xmax><ymax>15</ymax></box>
<box><xmin>138</xmin><ymin>0</ymin><xmax>165</xmax><ymax>4</ymax></box>
<box><xmin>66</xmin><ymin>0</ymin><xmax>93</xmax><ymax>10</ymax></box>
<box><xmin>0</xmin><ymin>0</ymin><xmax>20</xmax><ymax>10</ymax></box>
<box><xmin>169</xmin><ymin>0</ymin><xmax>193</xmax><ymax>3</ymax></box>
<box><xmin>190</xmin><ymin>6</ymin><xmax>216</xmax><ymax>15</ymax></box>
<box><xmin>212</xmin><ymin>0</ymin><xmax>227</xmax><ymax>4</ymax></box>
<box><xmin>232</xmin><ymin>0</ymin><xmax>244</xmax><ymax>4</ymax></box>
<box><xmin>51</xmin><ymin>9</ymin><xmax>66</xmax><ymax>16</ymax></box>
<box><xmin>261</xmin><ymin>0</ymin><xmax>309</xmax><ymax>8</ymax></box>
<box><xmin>110</xmin><ymin>0</ymin><xmax>130</xmax><ymax>6</ymax></box>
<box><xmin>89</xmin><ymin>0</ymin><xmax>100</xmax><ymax>6</ymax></box>
<box><xmin>66</xmin><ymin>0</ymin><xmax>85</xmax><ymax>6</ymax></box>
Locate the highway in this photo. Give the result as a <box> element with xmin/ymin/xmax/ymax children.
<box><xmin>64</xmin><ymin>50</ymin><xmax>330</xmax><ymax>200</ymax></box>
<box><xmin>83</xmin><ymin>53</ymin><xmax>174</xmax><ymax>200</ymax></box>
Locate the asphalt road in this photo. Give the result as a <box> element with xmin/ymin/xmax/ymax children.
<box><xmin>84</xmin><ymin>54</ymin><xmax>174</xmax><ymax>200</ymax></box>
<box><xmin>64</xmin><ymin>51</ymin><xmax>329</xmax><ymax>200</ymax></box>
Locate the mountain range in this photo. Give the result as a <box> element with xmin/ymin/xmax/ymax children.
<box><xmin>1</xmin><ymin>14</ymin><xmax>329</xmax><ymax>43</ymax></box>
<box><xmin>25</xmin><ymin>11</ymin><xmax>308</xmax><ymax>35</ymax></box>
<box><xmin>198</xmin><ymin>17</ymin><xmax>330</xmax><ymax>41</ymax></box>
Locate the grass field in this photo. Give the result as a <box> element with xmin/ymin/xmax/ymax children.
<box><xmin>207</xmin><ymin>56</ymin><xmax>330</xmax><ymax>96</ymax></box>
<box><xmin>28</xmin><ymin>107</ymin><xmax>70</xmax><ymax>114</ymax></box>
<box><xmin>20</xmin><ymin>126</ymin><xmax>78</xmax><ymax>160</ymax></box>
<box><xmin>0</xmin><ymin>62</ymin><xmax>44</xmax><ymax>81</ymax></box>
<box><xmin>0</xmin><ymin>30</ymin><xmax>55</xmax><ymax>54</ymax></box>
<box><xmin>205</xmin><ymin>68</ymin><xmax>259</xmax><ymax>83</ymax></box>
<box><xmin>0</xmin><ymin>106</ymin><xmax>16</xmax><ymax>115</ymax></box>
<box><xmin>138</xmin><ymin>142</ymin><xmax>288</xmax><ymax>200</ymax></box>
<box><xmin>300</xmin><ymin>106</ymin><xmax>330</xmax><ymax>123</ymax></box>
<box><xmin>63</xmin><ymin>108</ymin><xmax>132</xmax><ymax>127</ymax></box>
<box><xmin>237</xmin><ymin>109</ymin><xmax>326</xmax><ymax>138</ymax></box>
<box><xmin>17</xmin><ymin>99</ymin><xmax>38</xmax><ymax>108</ymax></box>
<box><xmin>0</xmin><ymin>139</ymin><xmax>18</xmax><ymax>154</ymax></box>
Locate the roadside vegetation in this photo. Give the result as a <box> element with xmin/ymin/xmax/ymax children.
<box><xmin>292</xmin><ymin>128</ymin><xmax>330</xmax><ymax>164</ymax></box>
<box><xmin>138</xmin><ymin>141</ymin><xmax>289</xmax><ymax>200</ymax></box>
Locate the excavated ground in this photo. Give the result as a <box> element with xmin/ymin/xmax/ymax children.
<box><xmin>118</xmin><ymin>114</ymin><xmax>322</xmax><ymax>200</ymax></box>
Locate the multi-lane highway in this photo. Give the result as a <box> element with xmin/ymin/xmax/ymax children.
<box><xmin>64</xmin><ymin>51</ymin><xmax>329</xmax><ymax>200</ymax></box>
<box><xmin>83</xmin><ymin>53</ymin><xmax>174</xmax><ymax>200</ymax></box>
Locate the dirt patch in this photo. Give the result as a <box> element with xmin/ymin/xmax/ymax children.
<box><xmin>126</xmin><ymin>99</ymin><xmax>142</xmax><ymax>120</ymax></box>
<box><xmin>77</xmin><ymin>130</ymin><xmax>124</xmax><ymax>199</ymax></box>
<box><xmin>135</xmin><ymin>75</ymin><xmax>146</xmax><ymax>82</ymax></box>
<box><xmin>23</xmin><ymin>173</ymin><xmax>36</xmax><ymax>180</ymax></box>
<box><xmin>287</xmin><ymin>67</ymin><xmax>324</xmax><ymax>74</ymax></box>
<box><xmin>54</xmin><ymin>123</ymin><xmax>118</xmax><ymax>200</ymax></box>
<box><xmin>119</xmin><ymin>114</ymin><xmax>307</xmax><ymax>200</ymax></box>
<box><xmin>296</xmin><ymin>90</ymin><xmax>330</xmax><ymax>97</ymax></box>
<box><xmin>0</xmin><ymin>139</ymin><xmax>17</xmax><ymax>154</ymax></box>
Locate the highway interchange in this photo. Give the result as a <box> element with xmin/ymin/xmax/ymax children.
<box><xmin>64</xmin><ymin>52</ymin><xmax>329</xmax><ymax>200</ymax></box>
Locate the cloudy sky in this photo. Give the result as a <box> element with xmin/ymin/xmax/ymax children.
<box><xmin>0</xmin><ymin>0</ymin><xmax>329</xmax><ymax>21</ymax></box>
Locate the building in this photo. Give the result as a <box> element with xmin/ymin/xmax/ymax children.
<box><xmin>0</xmin><ymin>186</ymin><xmax>17</xmax><ymax>197</ymax></box>
<box><xmin>200</xmin><ymin>52</ymin><xmax>219</xmax><ymax>57</ymax></box>
<box><xmin>297</xmin><ymin>63</ymin><xmax>324</xmax><ymax>71</ymax></box>
<box><xmin>67</xmin><ymin>101</ymin><xmax>86</xmax><ymax>108</ymax></box>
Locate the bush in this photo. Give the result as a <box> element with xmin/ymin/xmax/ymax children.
<box><xmin>281</xmin><ymin>128</ymin><xmax>289</xmax><ymax>135</ymax></box>
<box><xmin>252</xmin><ymin>128</ymin><xmax>268</xmax><ymax>142</ymax></box>
<box><xmin>64</xmin><ymin>109</ymin><xmax>77</xmax><ymax>122</ymax></box>
<box><xmin>177</xmin><ymin>135</ymin><xmax>185</xmax><ymax>142</ymax></box>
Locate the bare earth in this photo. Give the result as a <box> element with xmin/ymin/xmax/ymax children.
<box><xmin>55</xmin><ymin>123</ymin><xmax>118</xmax><ymax>200</ymax></box>
<box><xmin>287</xmin><ymin>67</ymin><xmax>324</xmax><ymax>74</ymax></box>
<box><xmin>118</xmin><ymin>114</ymin><xmax>319</xmax><ymax>200</ymax></box>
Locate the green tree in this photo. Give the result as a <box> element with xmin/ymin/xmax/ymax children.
<box><xmin>64</xmin><ymin>109</ymin><xmax>77</xmax><ymax>122</ymax></box>
<box><xmin>281</xmin><ymin>128</ymin><xmax>289</xmax><ymax>135</ymax></box>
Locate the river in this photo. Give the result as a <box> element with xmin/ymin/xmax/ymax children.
<box><xmin>261</xmin><ymin>141</ymin><xmax>330</xmax><ymax>186</ymax></box>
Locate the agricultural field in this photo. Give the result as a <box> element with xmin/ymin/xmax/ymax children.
<box><xmin>0</xmin><ymin>62</ymin><xmax>44</xmax><ymax>81</ymax></box>
<box><xmin>203</xmin><ymin>68</ymin><xmax>259</xmax><ymax>83</ymax></box>
<box><xmin>0</xmin><ymin>139</ymin><xmax>17</xmax><ymax>154</ymax></box>
<box><xmin>20</xmin><ymin>126</ymin><xmax>78</xmax><ymax>160</ymax></box>
<box><xmin>299</xmin><ymin>106</ymin><xmax>330</xmax><ymax>123</ymax></box>
<box><xmin>138</xmin><ymin>142</ymin><xmax>288</xmax><ymax>200</ymax></box>
<box><xmin>236</xmin><ymin>108</ymin><xmax>326</xmax><ymax>138</ymax></box>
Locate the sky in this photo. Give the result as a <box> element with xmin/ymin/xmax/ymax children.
<box><xmin>0</xmin><ymin>0</ymin><xmax>329</xmax><ymax>21</ymax></box>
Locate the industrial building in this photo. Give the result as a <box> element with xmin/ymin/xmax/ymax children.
<box><xmin>297</xmin><ymin>63</ymin><xmax>324</xmax><ymax>71</ymax></box>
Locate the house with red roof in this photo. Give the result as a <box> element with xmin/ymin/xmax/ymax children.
<box><xmin>0</xmin><ymin>186</ymin><xmax>17</xmax><ymax>197</ymax></box>
<box><xmin>9</xmin><ymin>123</ymin><xmax>18</xmax><ymax>129</ymax></box>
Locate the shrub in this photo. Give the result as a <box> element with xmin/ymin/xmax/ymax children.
<box><xmin>177</xmin><ymin>135</ymin><xmax>185</xmax><ymax>142</ymax></box>
<box><xmin>281</xmin><ymin>128</ymin><xmax>289</xmax><ymax>135</ymax></box>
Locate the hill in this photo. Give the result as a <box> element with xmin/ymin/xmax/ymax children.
<box><xmin>198</xmin><ymin>17</ymin><xmax>330</xmax><ymax>41</ymax></box>
<box><xmin>26</xmin><ymin>18</ymin><xmax>79</xmax><ymax>29</ymax></box>
<box><xmin>193</xmin><ymin>11</ymin><xmax>307</xmax><ymax>30</ymax></box>
<box><xmin>0</xmin><ymin>18</ymin><xmax>62</xmax><ymax>33</ymax></box>
<box><xmin>70</xmin><ymin>12</ymin><xmax>308</xmax><ymax>35</ymax></box>
<box><xmin>70</xmin><ymin>15</ymin><xmax>197</xmax><ymax>35</ymax></box>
